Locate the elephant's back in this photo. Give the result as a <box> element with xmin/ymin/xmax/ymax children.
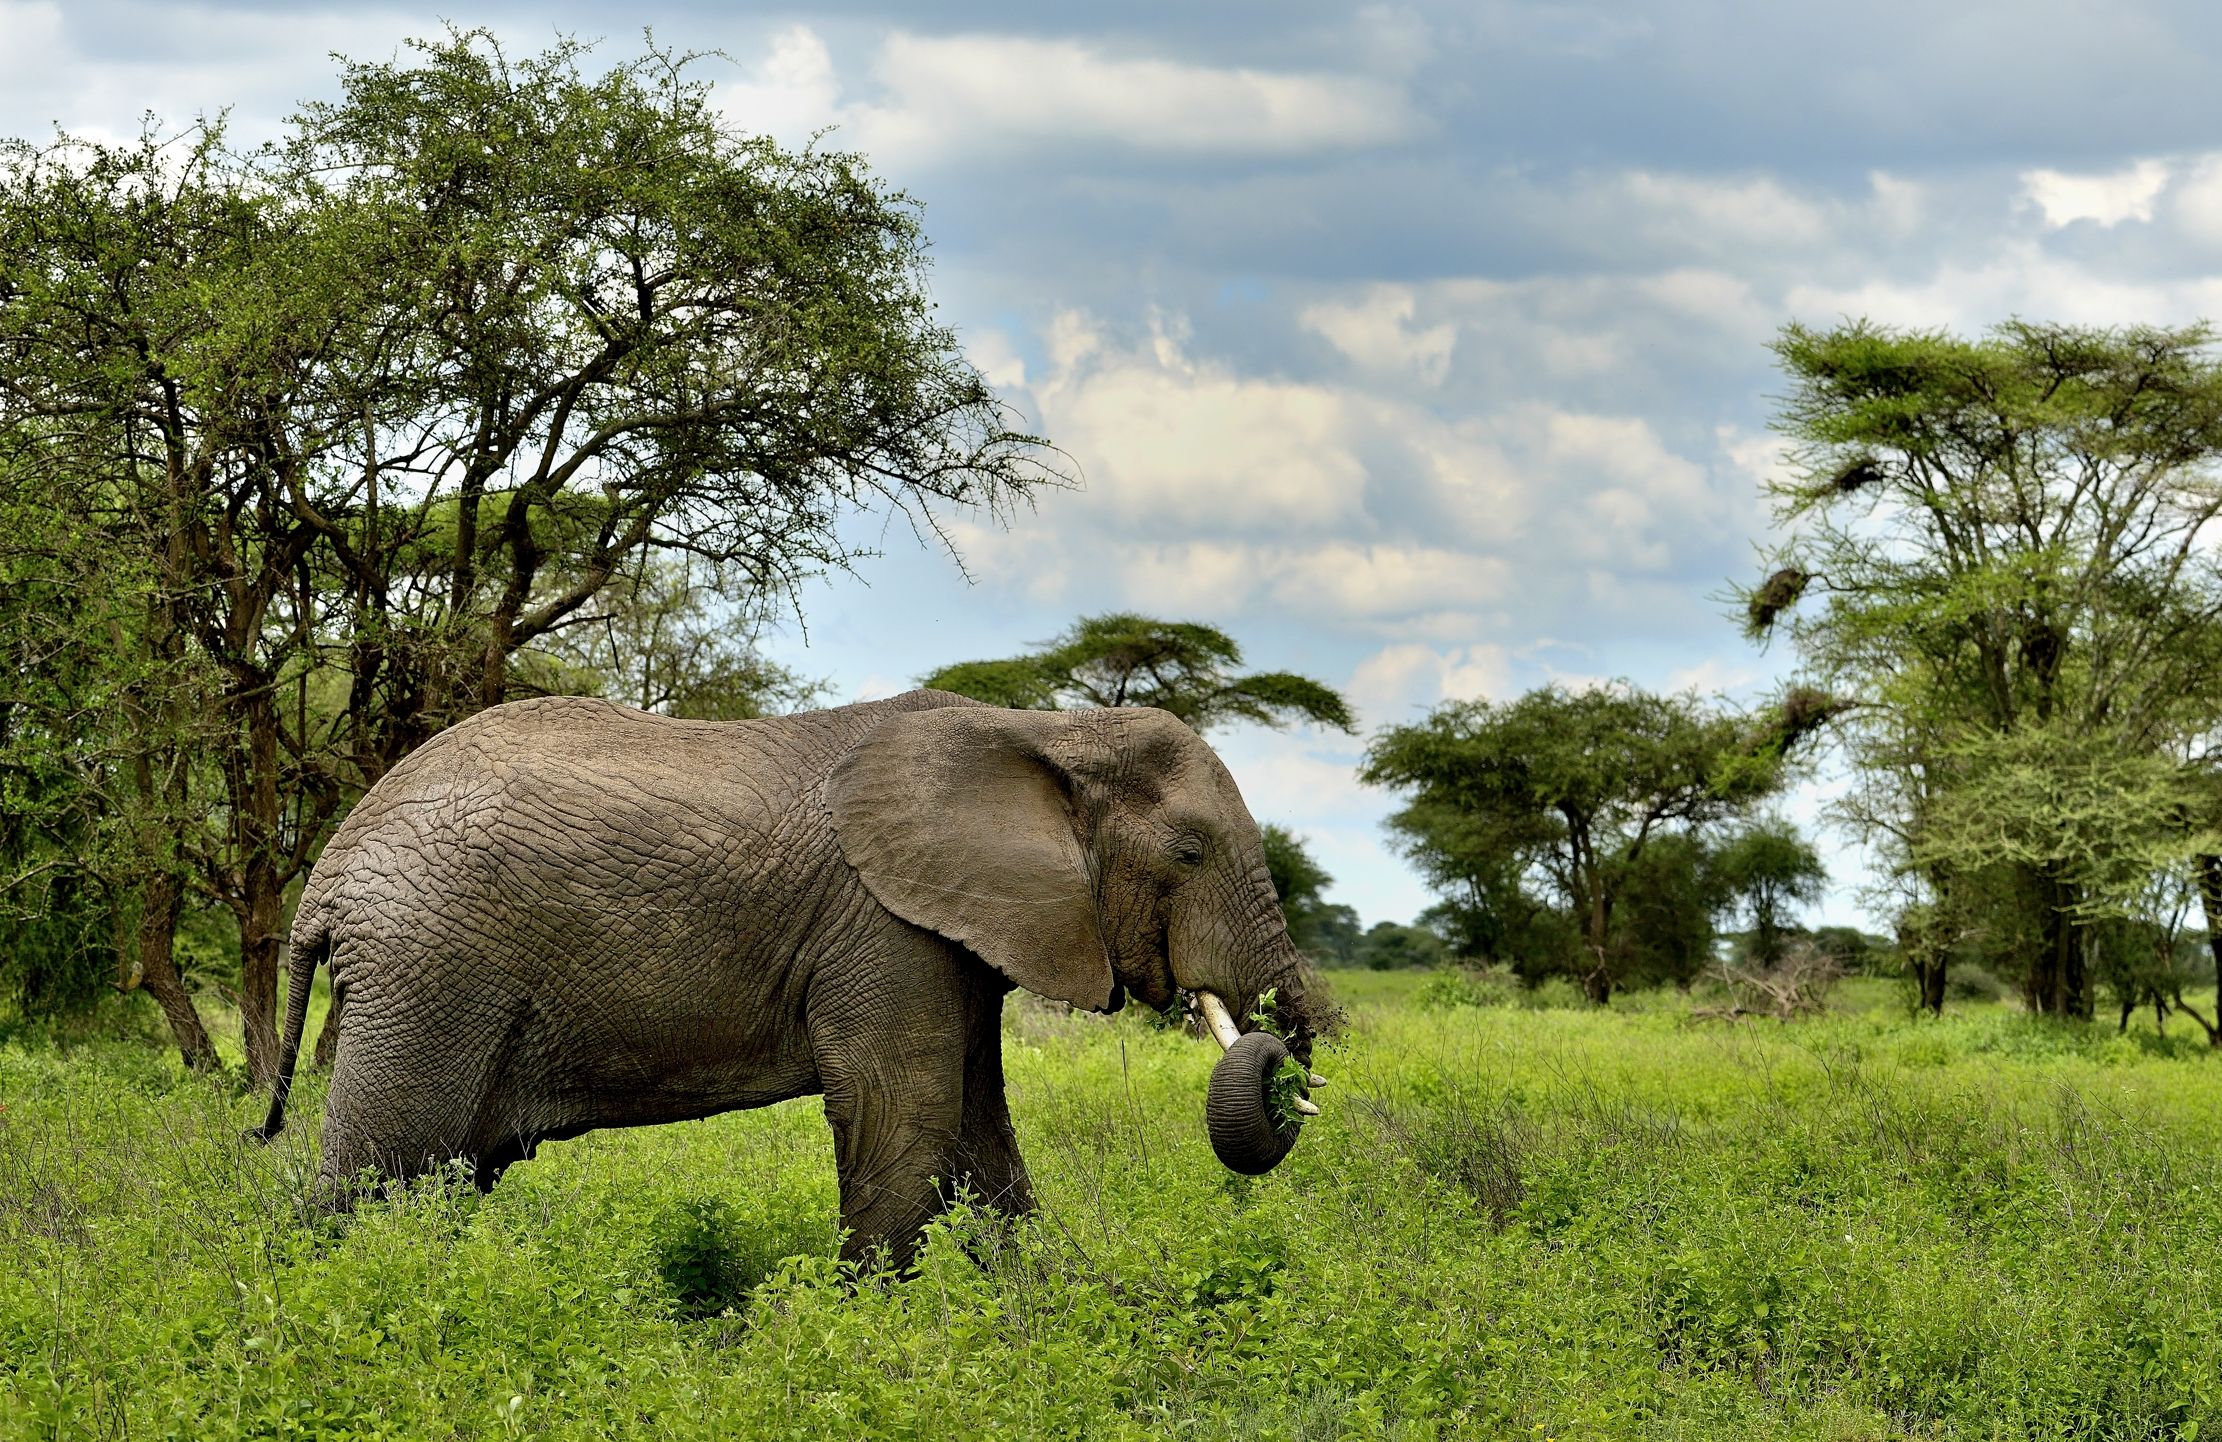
<box><xmin>301</xmin><ymin>690</ymin><xmax>980</xmax><ymax>951</ymax></box>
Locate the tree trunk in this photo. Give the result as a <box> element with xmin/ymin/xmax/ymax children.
<box><xmin>2022</xmin><ymin>863</ymin><xmax>2090</xmax><ymax>1018</ymax></box>
<box><xmin>1912</xmin><ymin>957</ymin><xmax>1947</xmax><ymax>1016</ymax></box>
<box><xmin>2198</xmin><ymin>854</ymin><xmax>2222</xmax><ymax>1047</ymax></box>
<box><xmin>232</xmin><ymin>689</ymin><xmax>287</xmax><ymax>1085</ymax></box>
<box><xmin>132</xmin><ymin>873</ymin><xmax>216</xmax><ymax>1072</ymax></box>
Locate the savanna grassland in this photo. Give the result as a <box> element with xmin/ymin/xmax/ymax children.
<box><xmin>7</xmin><ymin>975</ymin><xmax>2222</xmax><ymax>1441</ymax></box>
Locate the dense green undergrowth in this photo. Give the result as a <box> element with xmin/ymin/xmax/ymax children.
<box><xmin>6</xmin><ymin>974</ymin><xmax>2222</xmax><ymax>1439</ymax></box>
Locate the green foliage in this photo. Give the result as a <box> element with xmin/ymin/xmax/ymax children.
<box><xmin>648</xmin><ymin>1193</ymin><xmax>829</xmax><ymax>1319</ymax></box>
<box><xmin>1753</xmin><ymin>318</ymin><xmax>2222</xmax><ymax>1016</ymax></box>
<box><xmin>922</xmin><ymin>614</ymin><xmax>1354</xmax><ymax>734</ymax></box>
<box><xmin>15</xmin><ymin>982</ymin><xmax>2222</xmax><ymax>1437</ymax></box>
<box><xmin>1714</xmin><ymin>815</ymin><xmax>1829</xmax><ymax>967</ymax></box>
<box><xmin>1806</xmin><ymin>925</ymin><xmax>1887</xmax><ymax>976</ymax></box>
<box><xmin>1413</xmin><ymin>965</ymin><xmax>1522</xmax><ymax>1011</ymax></box>
<box><xmin>1364</xmin><ymin>685</ymin><xmax>1797</xmax><ymax>1000</ymax></box>
<box><xmin>0</xmin><ymin>30</ymin><xmax>1056</xmax><ymax>1051</ymax></box>
<box><xmin>515</xmin><ymin>558</ymin><xmax>823</xmax><ymax>722</ymax></box>
<box><xmin>1916</xmin><ymin>725</ymin><xmax>2213</xmax><ymax>916</ymax></box>
<box><xmin>1352</xmin><ymin>920</ymin><xmax>1451</xmax><ymax>971</ymax></box>
<box><xmin>1257</xmin><ymin>824</ymin><xmax>1363</xmax><ymax>965</ymax></box>
<box><xmin>1610</xmin><ymin>831</ymin><xmax>1723</xmax><ymax>988</ymax></box>
<box><xmin>1947</xmin><ymin>962</ymin><xmax>2009</xmax><ymax>1003</ymax></box>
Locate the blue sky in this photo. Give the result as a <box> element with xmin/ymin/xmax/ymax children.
<box><xmin>9</xmin><ymin>1</ymin><xmax>2222</xmax><ymax>930</ymax></box>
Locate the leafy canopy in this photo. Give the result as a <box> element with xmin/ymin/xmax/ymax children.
<box><xmin>923</xmin><ymin>614</ymin><xmax>1354</xmax><ymax>735</ymax></box>
<box><xmin>1749</xmin><ymin>318</ymin><xmax>2222</xmax><ymax>1014</ymax></box>
<box><xmin>1363</xmin><ymin>684</ymin><xmax>1795</xmax><ymax>999</ymax></box>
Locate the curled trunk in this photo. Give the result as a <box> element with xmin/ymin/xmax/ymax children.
<box><xmin>1206</xmin><ymin>1030</ymin><xmax>1303</xmax><ymax>1175</ymax></box>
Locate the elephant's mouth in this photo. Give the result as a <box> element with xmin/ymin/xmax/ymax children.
<box><xmin>1194</xmin><ymin>991</ymin><xmax>1323</xmax><ymax>1175</ymax></box>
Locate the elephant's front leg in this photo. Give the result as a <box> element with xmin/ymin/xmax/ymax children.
<box><xmin>808</xmin><ymin>940</ymin><xmax>969</xmax><ymax>1270</ymax></box>
<box><xmin>948</xmin><ymin>970</ymin><xmax>1034</xmax><ymax>1216</ymax></box>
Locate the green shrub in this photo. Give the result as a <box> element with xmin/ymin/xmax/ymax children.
<box><xmin>1414</xmin><ymin>965</ymin><xmax>1513</xmax><ymax>1011</ymax></box>
<box><xmin>1948</xmin><ymin>962</ymin><xmax>2008</xmax><ymax>1002</ymax></box>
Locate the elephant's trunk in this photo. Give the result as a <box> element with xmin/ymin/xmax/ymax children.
<box><xmin>1196</xmin><ymin>990</ymin><xmax>1322</xmax><ymax>1174</ymax></box>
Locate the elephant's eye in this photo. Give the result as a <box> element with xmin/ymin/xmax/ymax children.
<box><xmin>1170</xmin><ymin>835</ymin><xmax>1207</xmax><ymax>868</ymax></box>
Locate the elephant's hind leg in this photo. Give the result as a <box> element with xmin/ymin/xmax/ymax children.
<box><xmin>315</xmin><ymin>972</ymin><xmax>531</xmax><ymax>1198</ymax></box>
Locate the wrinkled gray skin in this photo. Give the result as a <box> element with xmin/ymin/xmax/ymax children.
<box><xmin>258</xmin><ymin>689</ymin><xmax>1324</xmax><ymax>1267</ymax></box>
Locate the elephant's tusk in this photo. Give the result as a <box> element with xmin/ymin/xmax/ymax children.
<box><xmin>1195</xmin><ymin>991</ymin><xmax>1244</xmax><ymax>1050</ymax></box>
<box><xmin>1308</xmin><ymin>1073</ymin><xmax>1327</xmax><ymax>1088</ymax></box>
<box><xmin>1292</xmin><ymin>1096</ymin><xmax>1321</xmax><ymax>1116</ymax></box>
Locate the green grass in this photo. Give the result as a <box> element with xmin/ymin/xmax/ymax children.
<box><xmin>6</xmin><ymin>975</ymin><xmax>2222</xmax><ymax>1439</ymax></box>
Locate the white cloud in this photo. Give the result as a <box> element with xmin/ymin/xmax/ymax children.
<box><xmin>1661</xmin><ymin>656</ymin><xmax>1760</xmax><ymax>696</ymax></box>
<box><xmin>1615</xmin><ymin>171</ymin><xmax>1832</xmax><ymax>250</ymax></box>
<box><xmin>0</xmin><ymin>2</ymin><xmax>416</xmax><ymax>148</ymax></box>
<box><xmin>1109</xmin><ymin>540</ymin><xmax>1511</xmax><ymax>621</ymax></box>
<box><xmin>1783</xmin><ymin>243</ymin><xmax>2187</xmax><ymax>331</ymax></box>
<box><xmin>2169</xmin><ymin>154</ymin><xmax>2222</xmax><ymax>244</ymax></box>
<box><xmin>1348</xmin><ymin>641</ymin><xmax>1511</xmax><ymax>725</ymax></box>
<box><xmin>1033</xmin><ymin>312</ymin><xmax>1369</xmax><ymax>535</ymax></box>
<box><xmin>2020</xmin><ymin>158</ymin><xmax>2169</xmax><ymax>227</ymax></box>
<box><xmin>715</xmin><ymin>25</ymin><xmax>843</xmax><ymax>147</ymax></box>
<box><xmin>0</xmin><ymin>3</ymin><xmax>64</xmax><ymax>91</ymax></box>
<box><xmin>715</xmin><ymin>27</ymin><xmax>1418</xmax><ymax>167</ymax></box>
<box><xmin>1300</xmin><ymin>284</ymin><xmax>1457</xmax><ymax>385</ymax></box>
<box><xmin>862</xmin><ymin>33</ymin><xmax>1416</xmax><ymax>160</ymax></box>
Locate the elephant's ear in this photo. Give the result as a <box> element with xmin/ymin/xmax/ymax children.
<box><xmin>826</xmin><ymin>706</ymin><xmax>1115</xmax><ymax>1011</ymax></box>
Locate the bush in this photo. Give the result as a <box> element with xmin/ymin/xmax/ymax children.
<box><xmin>649</xmin><ymin>1194</ymin><xmax>806</xmax><ymax>1318</ymax></box>
<box><xmin>1947</xmin><ymin>963</ymin><xmax>2007</xmax><ymax>1003</ymax></box>
<box><xmin>1353</xmin><ymin>921</ymin><xmax>1450</xmax><ymax>970</ymax></box>
<box><xmin>1415</xmin><ymin>966</ymin><xmax>1516</xmax><ymax>1011</ymax></box>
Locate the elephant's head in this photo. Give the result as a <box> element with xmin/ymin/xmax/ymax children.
<box><xmin>826</xmin><ymin>696</ymin><xmax>1331</xmax><ymax>1175</ymax></box>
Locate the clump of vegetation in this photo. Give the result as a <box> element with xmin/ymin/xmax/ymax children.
<box><xmin>1414</xmin><ymin>965</ymin><xmax>1517</xmax><ymax>1011</ymax></box>
<box><xmin>651</xmin><ymin>1196</ymin><xmax>760</xmax><ymax>1319</ymax></box>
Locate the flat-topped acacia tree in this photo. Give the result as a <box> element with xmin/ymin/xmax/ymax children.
<box><xmin>922</xmin><ymin>614</ymin><xmax>1354</xmax><ymax>735</ymax></box>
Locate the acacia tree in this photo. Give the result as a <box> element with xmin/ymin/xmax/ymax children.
<box><xmin>1258</xmin><ymin>823</ymin><xmax>1360</xmax><ymax>964</ymax></box>
<box><xmin>514</xmin><ymin>557</ymin><xmax>821</xmax><ymax>720</ymax></box>
<box><xmin>922</xmin><ymin>614</ymin><xmax>1353</xmax><ymax>734</ymax></box>
<box><xmin>0</xmin><ymin>32</ymin><xmax>1062</xmax><ymax>1079</ymax></box>
<box><xmin>1363</xmin><ymin>685</ymin><xmax>1791</xmax><ymax>1002</ymax></box>
<box><xmin>1714</xmin><ymin>815</ymin><xmax>1828</xmax><ymax>968</ymax></box>
<box><xmin>1749</xmin><ymin>320</ymin><xmax>2222</xmax><ymax>1017</ymax></box>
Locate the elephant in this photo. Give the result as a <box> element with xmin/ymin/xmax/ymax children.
<box><xmin>255</xmin><ymin>688</ymin><xmax>1330</xmax><ymax>1266</ymax></box>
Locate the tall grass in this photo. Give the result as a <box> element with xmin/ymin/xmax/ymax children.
<box><xmin>5</xmin><ymin>975</ymin><xmax>2221</xmax><ymax>1438</ymax></box>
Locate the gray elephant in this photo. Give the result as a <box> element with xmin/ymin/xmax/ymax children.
<box><xmin>256</xmin><ymin>689</ymin><xmax>1328</xmax><ymax>1265</ymax></box>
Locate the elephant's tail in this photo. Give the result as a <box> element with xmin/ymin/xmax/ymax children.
<box><xmin>251</xmin><ymin>913</ymin><xmax>330</xmax><ymax>1144</ymax></box>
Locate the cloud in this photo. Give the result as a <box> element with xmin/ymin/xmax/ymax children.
<box><xmin>859</xmin><ymin>33</ymin><xmax>1417</xmax><ymax>161</ymax></box>
<box><xmin>2021</xmin><ymin>158</ymin><xmax>2169</xmax><ymax>227</ymax></box>
<box><xmin>2168</xmin><ymin>154</ymin><xmax>2222</xmax><ymax>244</ymax></box>
<box><xmin>1781</xmin><ymin>243</ymin><xmax>2198</xmax><ymax>332</ymax></box>
<box><xmin>1614</xmin><ymin>170</ymin><xmax>1833</xmax><ymax>250</ymax></box>
<box><xmin>708</xmin><ymin>25</ymin><xmax>1419</xmax><ymax>168</ymax></box>
<box><xmin>1108</xmin><ymin>540</ymin><xmax>1512</xmax><ymax>621</ymax></box>
<box><xmin>0</xmin><ymin>2</ymin><xmax>416</xmax><ymax>148</ymax></box>
<box><xmin>1300</xmin><ymin>284</ymin><xmax>1457</xmax><ymax>385</ymax></box>
<box><xmin>714</xmin><ymin>25</ymin><xmax>842</xmax><ymax>147</ymax></box>
<box><xmin>1348</xmin><ymin>642</ymin><xmax>1512</xmax><ymax>726</ymax></box>
<box><xmin>1032</xmin><ymin>312</ymin><xmax>1370</xmax><ymax>536</ymax></box>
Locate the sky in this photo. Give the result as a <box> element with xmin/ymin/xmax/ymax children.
<box><xmin>9</xmin><ymin>0</ymin><xmax>2222</xmax><ymax>931</ymax></box>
